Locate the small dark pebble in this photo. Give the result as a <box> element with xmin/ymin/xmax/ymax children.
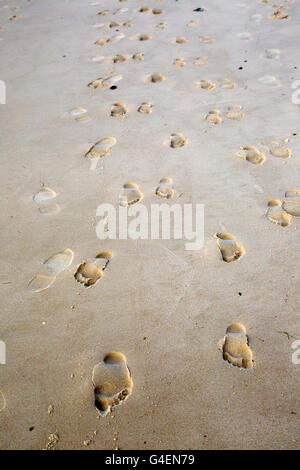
<box><xmin>29</xmin><ymin>427</ymin><xmax>34</xmax><ymax>432</ymax></box>
<box><xmin>239</xmin><ymin>292</ymin><xmax>242</xmax><ymax>296</ymax></box>
<box><xmin>194</xmin><ymin>8</ymin><xmax>205</xmax><ymax>12</ymax></box>
<box><xmin>110</xmin><ymin>85</ymin><xmax>117</xmax><ymax>90</ymax></box>
<box><xmin>238</xmin><ymin>67</ymin><xmax>243</xmax><ymax>70</ymax></box>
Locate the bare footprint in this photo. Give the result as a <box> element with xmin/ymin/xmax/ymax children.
<box><xmin>156</xmin><ymin>22</ymin><xmax>167</xmax><ymax>29</ymax></box>
<box><xmin>113</xmin><ymin>54</ymin><xmax>129</xmax><ymax>64</ymax></box>
<box><xmin>220</xmin><ymin>323</ymin><xmax>253</xmax><ymax>369</ymax></box>
<box><xmin>88</xmin><ymin>74</ymin><xmax>122</xmax><ymax>88</ymax></box>
<box><xmin>33</xmin><ymin>187</ymin><xmax>60</xmax><ymax>216</ymax></box>
<box><xmin>150</xmin><ymin>73</ymin><xmax>166</xmax><ymax>83</ymax></box>
<box><xmin>33</xmin><ymin>187</ymin><xmax>56</xmax><ymax>205</ymax></box>
<box><xmin>215</xmin><ymin>233</ymin><xmax>245</xmax><ymax>262</ymax></box>
<box><xmin>262</xmin><ymin>140</ymin><xmax>291</xmax><ymax>159</ymax></box>
<box><xmin>282</xmin><ymin>190</ymin><xmax>300</xmax><ymax>217</ymax></box>
<box><xmin>226</xmin><ymin>105</ymin><xmax>244</xmax><ymax>120</ymax></box>
<box><xmin>69</xmin><ymin>107</ymin><xmax>88</xmax><ymax>119</ymax></box>
<box><xmin>196</xmin><ymin>80</ymin><xmax>215</xmax><ymax>90</ymax></box>
<box><xmin>28</xmin><ymin>249</ymin><xmax>74</xmax><ymax>293</ymax></box>
<box><xmin>173</xmin><ymin>57</ymin><xmax>186</xmax><ymax>67</ymax></box>
<box><xmin>139</xmin><ymin>34</ymin><xmax>152</xmax><ymax>41</ymax></box>
<box><xmin>236</xmin><ymin>146</ymin><xmax>266</xmax><ymax>165</ymax></box>
<box><xmin>216</xmin><ymin>77</ymin><xmax>236</xmax><ymax>89</ymax></box>
<box><xmin>74</xmin><ymin>251</ymin><xmax>113</xmax><ymax>287</ymax></box>
<box><xmin>43</xmin><ymin>249</ymin><xmax>74</xmax><ymax>275</ymax></box>
<box><xmin>205</xmin><ymin>109</ymin><xmax>222</xmax><ymax>124</ymax></box>
<box><xmin>137</xmin><ymin>101</ymin><xmax>152</xmax><ymax>114</ymax></box>
<box><xmin>92</xmin><ymin>352</ymin><xmax>133</xmax><ymax>417</ymax></box>
<box><xmin>119</xmin><ymin>183</ymin><xmax>143</xmax><ymax>206</ymax></box>
<box><xmin>258</xmin><ymin>75</ymin><xmax>280</xmax><ymax>87</ymax></box>
<box><xmin>85</xmin><ymin>137</ymin><xmax>116</xmax><ymax>159</ymax></box>
<box><xmin>156</xmin><ymin>178</ymin><xmax>174</xmax><ymax>198</ymax></box>
<box><xmin>132</xmin><ymin>52</ymin><xmax>144</xmax><ymax>61</ymax></box>
<box><xmin>272</xmin><ymin>9</ymin><xmax>289</xmax><ymax>20</ymax></box>
<box><xmin>27</xmin><ymin>275</ymin><xmax>56</xmax><ymax>293</ymax></box>
<box><xmin>266</xmin><ymin>200</ymin><xmax>292</xmax><ymax>227</ymax></box>
<box><xmin>194</xmin><ymin>56</ymin><xmax>208</xmax><ymax>66</ymax></box>
<box><xmin>110</xmin><ymin>102</ymin><xmax>128</xmax><ymax>116</ymax></box>
<box><xmin>152</xmin><ymin>8</ymin><xmax>164</xmax><ymax>14</ymax></box>
<box><xmin>170</xmin><ymin>133</ymin><xmax>187</xmax><ymax>148</ymax></box>
<box><xmin>199</xmin><ymin>35</ymin><xmax>214</xmax><ymax>43</ymax></box>
<box><xmin>265</xmin><ymin>48</ymin><xmax>280</xmax><ymax>59</ymax></box>
<box><xmin>174</xmin><ymin>36</ymin><xmax>188</xmax><ymax>44</ymax></box>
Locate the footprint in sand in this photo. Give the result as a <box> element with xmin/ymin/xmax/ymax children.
<box><xmin>43</xmin><ymin>249</ymin><xmax>74</xmax><ymax>275</ymax></box>
<box><xmin>173</xmin><ymin>36</ymin><xmax>188</xmax><ymax>44</ymax></box>
<box><xmin>28</xmin><ymin>249</ymin><xmax>74</xmax><ymax>293</ymax></box>
<box><xmin>139</xmin><ymin>7</ymin><xmax>150</xmax><ymax>13</ymax></box>
<box><xmin>92</xmin><ymin>352</ymin><xmax>133</xmax><ymax>417</ymax></box>
<box><xmin>27</xmin><ymin>275</ymin><xmax>56</xmax><ymax>293</ymax></box>
<box><xmin>196</xmin><ymin>80</ymin><xmax>215</xmax><ymax>90</ymax></box>
<box><xmin>235</xmin><ymin>146</ymin><xmax>266</xmax><ymax>165</ymax></box>
<box><xmin>226</xmin><ymin>105</ymin><xmax>244</xmax><ymax>120</ymax></box>
<box><xmin>237</xmin><ymin>32</ymin><xmax>253</xmax><ymax>40</ymax></box>
<box><xmin>69</xmin><ymin>107</ymin><xmax>91</xmax><ymax>122</ymax></box>
<box><xmin>33</xmin><ymin>187</ymin><xmax>60</xmax><ymax>216</ymax></box>
<box><xmin>262</xmin><ymin>140</ymin><xmax>291</xmax><ymax>159</ymax></box>
<box><xmin>205</xmin><ymin>109</ymin><xmax>223</xmax><ymax>124</ymax></box>
<box><xmin>216</xmin><ymin>78</ymin><xmax>236</xmax><ymax>89</ymax></box>
<box><xmin>215</xmin><ymin>233</ymin><xmax>245</xmax><ymax>263</ymax></box>
<box><xmin>266</xmin><ymin>200</ymin><xmax>292</xmax><ymax>227</ymax></box>
<box><xmin>97</xmin><ymin>10</ymin><xmax>110</xmax><ymax>16</ymax></box>
<box><xmin>259</xmin><ymin>75</ymin><xmax>280</xmax><ymax>87</ymax></box>
<box><xmin>119</xmin><ymin>183</ymin><xmax>143</xmax><ymax>206</ymax></box>
<box><xmin>85</xmin><ymin>137</ymin><xmax>116</xmax><ymax>159</ymax></box>
<box><xmin>197</xmin><ymin>79</ymin><xmax>235</xmax><ymax>91</ymax></box>
<box><xmin>138</xmin><ymin>34</ymin><xmax>152</xmax><ymax>41</ymax></box>
<box><xmin>156</xmin><ymin>178</ymin><xmax>174</xmax><ymax>199</ymax></box>
<box><xmin>187</xmin><ymin>20</ymin><xmax>198</xmax><ymax>27</ymax></box>
<box><xmin>173</xmin><ymin>57</ymin><xmax>186</xmax><ymax>67</ymax></box>
<box><xmin>170</xmin><ymin>133</ymin><xmax>187</xmax><ymax>148</ymax></box>
<box><xmin>265</xmin><ymin>48</ymin><xmax>281</xmax><ymax>59</ymax></box>
<box><xmin>282</xmin><ymin>190</ymin><xmax>300</xmax><ymax>217</ymax></box>
<box><xmin>108</xmin><ymin>33</ymin><xmax>125</xmax><ymax>44</ymax></box>
<box><xmin>110</xmin><ymin>102</ymin><xmax>128</xmax><ymax>117</ymax></box>
<box><xmin>74</xmin><ymin>251</ymin><xmax>113</xmax><ymax>288</ymax></box>
<box><xmin>156</xmin><ymin>22</ymin><xmax>167</xmax><ymax>29</ymax></box>
<box><xmin>137</xmin><ymin>101</ymin><xmax>152</xmax><ymax>114</ymax></box>
<box><xmin>220</xmin><ymin>323</ymin><xmax>253</xmax><ymax>369</ymax></box>
<box><xmin>132</xmin><ymin>52</ymin><xmax>144</xmax><ymax>61</ymax></box>
<box><xmin>88</xmin><ymin>74</ymin><xmax>122</xmax><ymax>89</ymax></box>
<box><xmin>91</xmin><ymin>55</ymin><xmax>106</xmax><ymax>63</ymax></box>
<box><xmin>194</xmin><ymin>56</ymin><xmax>208</xmax><ymax>66</ymax></box>
<box><xmin>272</xmin><ymin>9</ymin><xmax>290</xmax><ymax>20</ymax></box>
<box><xmin>113</xmin><ymin>54</ymin><xmax>129</xmax><ymax>64</ymax></box>
<box><xmin>149</xmin><ymin>73</ymin><xmax>166</xmax><ymax>83</ymax></box>
<box><xmin>152</xmin><ymin>8</ymin><xmax>164</xmax><ymax>15</ymax></box>
<box><xmin>199</xmin><ymin>35</ymin><xmax>214</xmax><ymax>43</ymax></box>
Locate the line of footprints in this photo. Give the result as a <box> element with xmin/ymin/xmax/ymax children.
<box><xmin>92</xmin><ymin>321</ymin><xmax>253</xmax><ymax>417</ymax></box>
<box><xmin>28</xmin><ymin>1</ymin><xmax>295</xmax><ymax>418</ymax></box>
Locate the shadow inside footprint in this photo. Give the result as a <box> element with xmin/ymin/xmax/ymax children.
<box><xmin>119</xmin><ymin>183</ymin><xmax>143</xmax><ymax>206</ymax></box>
<box><xmin>74</xmin><ymin>251</ymin><xmax>113</xmax><ymax>287</ymax></box>
<box><xmin>215</xmin><ymin>233</ymin><xmax>245</xmax><ymax>262</ymax></box>
<box><xmin>92</xmin><ymin>352</ymin><xmax>133</xmax><ymax>417</ymax></box>
<box><xmin>267</xmin><ymin>200</ymin><xmax>292</xmax><ymax>227</ymax></box>
<box><xmin>156</xmin><ymin>178</ymin><xmax>174</xmax><ymax>198</ymax></box>
<box><xmin>221</xmin><ymin>323</ymin><xmax>253</xmax><ymax>369</ymax></box>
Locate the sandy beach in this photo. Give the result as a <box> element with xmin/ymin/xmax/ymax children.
<box><xmin>0</xmin><ymin>0</ymin><xmax>299</xmax><ymax>450</ymax></box>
